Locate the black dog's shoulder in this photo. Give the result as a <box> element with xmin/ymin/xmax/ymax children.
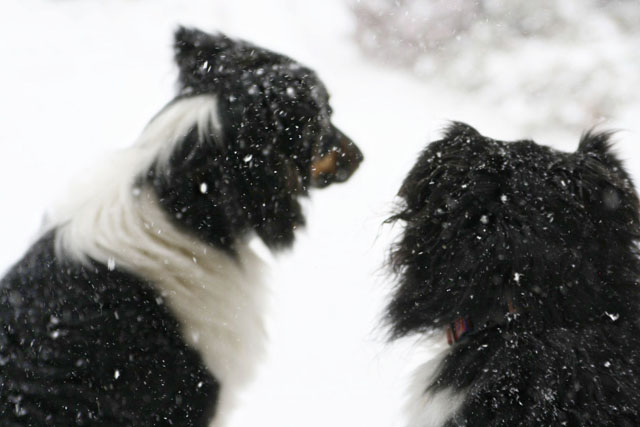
<box><xmin>0</xmin><ymin>231</ymin><xmax>217</xmax><ymax>426</ymax></box>
<box><xmin>438</xmin><ymin>324</ymin><xmax>640</xmax><ymax>426</ymax></box>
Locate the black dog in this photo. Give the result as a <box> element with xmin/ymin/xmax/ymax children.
<box><xmin>387</xmin><ymin>122</ymin><xmax>640</xmax><ymax>426</ymax></box>
<box><xmin>0</xmin><ymin>27</ymin><xmax>362</xmax><ymax>426</ymax></box>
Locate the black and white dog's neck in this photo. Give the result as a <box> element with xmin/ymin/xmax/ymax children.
<box><xmin>53</xmin><ymin>91</ymin><xmax>300</xmax><ymax>260</ymax></box>
<box><xmin>145</xmin><ymin>95</ymin><xmax>254</xmax><ymax>254</ymax></box>
<box><xmin>50</xmin><ymin>93</ymin><xmax>270</xmax><ymax>426</ymax></box>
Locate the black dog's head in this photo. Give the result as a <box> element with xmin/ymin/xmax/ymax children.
<box><xmin>388</xmin><ymin>122</ymin><xmax>640</xmax><ymax>339</ymax></box>
<box><xmin>147</xmin><ymin>27</ymin><xmax>362</xmax><ymax>252</ymax></box>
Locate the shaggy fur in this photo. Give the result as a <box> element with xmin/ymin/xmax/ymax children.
<box><xmin>0</xmin><ymin>27</ymin><xmax>362</xmax><ymax>426</ymax></box>
<box><xmin>387</xmin><ymin>122</ymin><xmax>640</xmax><ymax>426</ymax></box>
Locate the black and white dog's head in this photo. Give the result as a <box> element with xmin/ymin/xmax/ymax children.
<box><xmin>144</xmin><ymin>27</ymin><xmax>362</xmax><ymax>252</ymax></box>
<box><xmin>387</xmin><ymin>122</ymin><xmax>640</xmax><ymax>339</ymax></box>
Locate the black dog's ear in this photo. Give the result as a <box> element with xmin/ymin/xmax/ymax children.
<box><xmin>576</xmin><ymin>129</ymin><xmax>627</xmax><ymax>171</ymax></box>
<box><xmin>395</xmin><ymin>122</ymin><xmax>482</xmax><ymax>216</ymax></box>
<box><xmin>443</xmin><ymin>121</ymin><xmax>481</xmax><ymax>140</ymax></box>
<box><xmin>578</xmin><ymin>129</ymin><xmax>617</xmax><ymax>157</ymax></box>
<box><xmin>574</xmin><ymin>130</ymin><xmax>640</xmax><ymax>229</ymax></box>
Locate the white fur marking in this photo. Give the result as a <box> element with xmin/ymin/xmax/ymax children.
<box><xmin>50</xmin><ymin>95</ymin><xmax>265</xmax><ymax>426</ymax></box>
<box><xmin>50</xmin><ymin>94</ymin><xmax>221</xmax><ymax>255</ymax></box>
<box><xmin>405</xmin><ymin>346</ymin><xmax>467</xmax><ymax>427</ymax></box>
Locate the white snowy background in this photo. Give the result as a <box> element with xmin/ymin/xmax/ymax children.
<box><xmin>1</xmin><ymin>1</ymin><xmax>640</xmax><ymax>426</ymax></box>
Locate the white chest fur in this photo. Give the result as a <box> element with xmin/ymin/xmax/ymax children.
<box><xmin>405</xmin><ymin>345</ymin><xmax>467</xmax><ymax>427</ymax></box>
<box><xmin>57</xmin><ymin>189</ymin><xmax>267</xmax><ymax>426</ymax></box>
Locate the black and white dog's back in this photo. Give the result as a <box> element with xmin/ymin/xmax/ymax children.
<box><xmin>0</xmin><ymin>27</ymin><xmax>362</xmax><ymax>426</ymax></box>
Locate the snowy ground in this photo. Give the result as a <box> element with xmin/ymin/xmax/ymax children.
<box><xmin>1</xmin><ymin>1</ymin><xmax>640</xmax><ymax>426</ymax></box>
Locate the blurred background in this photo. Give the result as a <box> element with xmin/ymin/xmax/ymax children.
<box><xmin>1</xmin><ymin>1</ymin><xmax>639</xmax><ymax>426</ymax></box>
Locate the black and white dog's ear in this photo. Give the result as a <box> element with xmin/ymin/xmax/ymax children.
<box><xmin>173</xmin><ymin>26</ymin><xmax>232</xmax><ymax>91</ymax></box>
<box><xmin>174</xmin><ymin>27</ymin><xmax>231</xmax><ymax>63</ymax></box>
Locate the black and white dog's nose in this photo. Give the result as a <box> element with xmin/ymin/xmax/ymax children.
<box><xmin>310</xmin><ymin>126</ymin><xmax>363</xmax><ymax>188</ymax></box>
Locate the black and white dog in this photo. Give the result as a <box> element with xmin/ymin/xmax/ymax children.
<box><xmin>0</xmin><ymin>27</ymin><xmax>362</xmax><ymax>426</ymax></box>
<box><xmin>387</xmin><ymin>122</ymin><xmax>640</xmax><ymax>426</ymax></box>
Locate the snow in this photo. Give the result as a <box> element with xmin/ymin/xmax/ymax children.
<box><xmin>605</xmin><ymin>311</ymin><xmax>620</xmax><ymax>322</ymax></box>
<box><xmin>200</xmin><ymin>182</ymin><xmax>209</xmax><ymax>194</ymax></box>
<box><xmin>1</xmin><ymin>1</ymin><xmax>640</xmax><ymax>426</ymax></box>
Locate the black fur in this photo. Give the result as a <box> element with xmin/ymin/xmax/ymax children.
<box><xmin>388</xmin><ymin>122</ymin><xmax>640</xmax><ymax>426</ymax></box>
<box><xmin>153</xmin><ymin>27</ymin><xmax>364</xmax><ymax>251</ymax></box>
<box><xmin>0</xmin><ymin>232</ymin><xmax>217</xmax><ymax>426</ymax></box>
<box><xmin>0</xmin><ymin>28</ymin><xmax>362</xmax><ymax>426</ymax></box>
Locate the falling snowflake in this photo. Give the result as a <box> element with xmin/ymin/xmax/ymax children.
<box><xmin>605</xmin><ymin>312</ymin><xmax>620</xmax><ymax>321</ymax></box>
